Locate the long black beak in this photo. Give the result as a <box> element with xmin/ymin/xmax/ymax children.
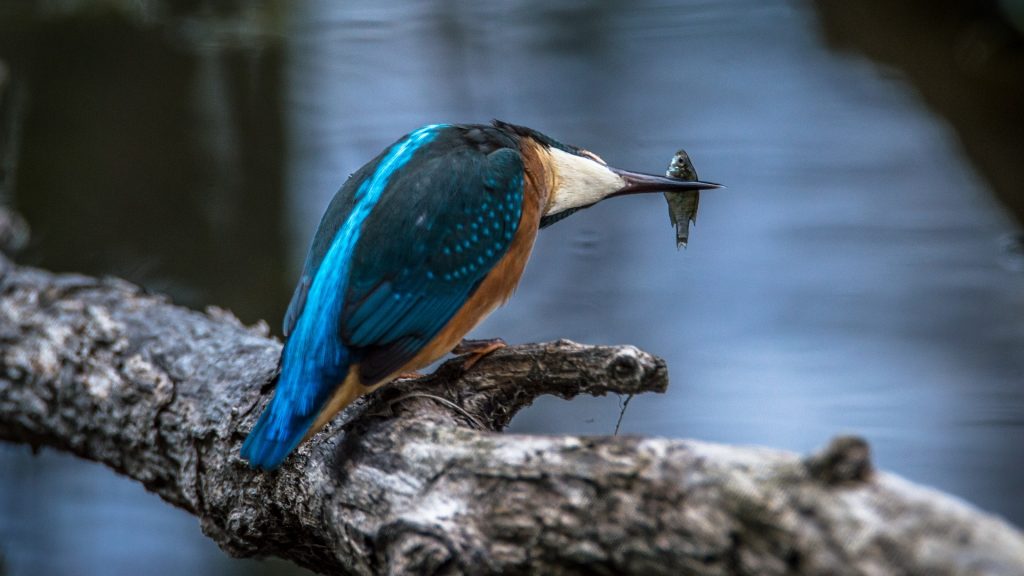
<box><xmin>610</xmin><ymin>167</ymin><xmax>722</xmax><ymax>196</ymax></box>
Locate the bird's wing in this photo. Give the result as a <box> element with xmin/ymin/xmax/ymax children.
<box><xmin>341</xmin><ymin>145</ymin><xmax>524</xmax><ymax>383</ymax></box>
<box><xmin>282</xmin><ymin>155</ymin><xmax>382</xmax><ymax>337</ymax></box>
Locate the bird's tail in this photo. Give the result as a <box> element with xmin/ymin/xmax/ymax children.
<box><xmin>240</xmin><ymin>396</ymin><xmax>317</xmax><ymax>471</ymax></box>
<box><xmin>241</xmin><ymin>341</ymin><xmax>352</xmax><ymax>470</ymax></box>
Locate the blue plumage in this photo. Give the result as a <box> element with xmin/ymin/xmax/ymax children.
<box><xmin>343</xmin><ymin>143</ymin><xmax>523</xmax><ymax>382</ymax></box>
<box><xmin>241</xmin><ymin>124</ymin><xmax>525</xmax><ymax>469</ymax></box>
<box><xmin>242</xmin><ymin>125</ymin><xmax>451</xmax><ymax>470</ymax></box>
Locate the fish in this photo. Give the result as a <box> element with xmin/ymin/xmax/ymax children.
<box><xmin>663</xmin><ymin>149</ymin><xmax>701</xmax><ymax>249</ymax></box>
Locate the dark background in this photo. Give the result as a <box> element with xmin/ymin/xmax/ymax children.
<box><xmin>1</xmin><ymin>1</ymin><xmax>1022</xmax><ymax>574</ymax></box>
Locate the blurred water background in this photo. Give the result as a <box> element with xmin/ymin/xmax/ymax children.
<box><xmin>1</xmin><ymin>1</ymin><xmax>1022</xmax><ymax>574</ymax></box>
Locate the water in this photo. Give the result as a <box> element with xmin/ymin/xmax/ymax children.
<box><xmin>2</xmin><ymin>1</ymin><xmax>1022</xmax><ymax>574</ymax></box>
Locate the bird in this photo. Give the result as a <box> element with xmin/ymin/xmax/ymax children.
<box><xmin>240</xmin><ymin>121</ymin><xmax>720</xmax><ymax>470</ymax></box>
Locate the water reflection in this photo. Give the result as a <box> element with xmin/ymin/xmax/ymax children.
<box><xmin>2</xmin><ymin>1</ymin><xmax>1023</xmax><ymax>575</ymax></box>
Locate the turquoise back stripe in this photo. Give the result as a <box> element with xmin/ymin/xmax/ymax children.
<box><xmin>271</xmin><ymin>124</ymin><xmax>446</xmax><ymax>429</ymax></box>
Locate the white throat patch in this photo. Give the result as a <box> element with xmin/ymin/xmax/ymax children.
<box><xmin>544</xmin><ymin>146</ymin><xmax>626</xmax><ymax>216</ymax></box>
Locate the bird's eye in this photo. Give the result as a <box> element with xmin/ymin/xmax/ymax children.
<box><xmin>578</xmin><ymin>149</ymin><xmax>606</xmax><ymax>165</ymax></box>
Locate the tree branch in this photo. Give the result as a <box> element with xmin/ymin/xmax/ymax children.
<box><xmin>1</xmin><ymin>251</ymin><xmax>1023</xmax><ymax>575</ymax></box>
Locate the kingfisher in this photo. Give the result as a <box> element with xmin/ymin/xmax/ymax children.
<box><xmin>241</xmin><ymin>121</ymin><xmax>719</xmax><ymax>470</ymax></box>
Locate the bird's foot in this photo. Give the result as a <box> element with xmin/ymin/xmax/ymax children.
<box><xmin>454</xmin><ymin>337</ymin><xmax>507</xmax><ymax>371</ymax></box>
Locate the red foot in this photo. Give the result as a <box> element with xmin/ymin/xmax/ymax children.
<box><xmin>454</xmin><ymin>337</ymin><xmax>507</xmax><ymax>371</ymax></box>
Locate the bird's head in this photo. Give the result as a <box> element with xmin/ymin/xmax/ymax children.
<box><xmin>493</xmin><ymin>121</ymin><xmax>721</xmax><ymax>227</ymax></box>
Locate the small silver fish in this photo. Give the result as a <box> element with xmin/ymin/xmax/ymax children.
<box><xmin>664</xmin><ymin>150</ymin><xmax>700</xmax><ymax>248</ymax></box>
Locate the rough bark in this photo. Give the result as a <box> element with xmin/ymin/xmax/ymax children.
<box><xmin>1</xmin><ymin>251</ymin><xmax>1023</xmax><ymax>575</ymax></box>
